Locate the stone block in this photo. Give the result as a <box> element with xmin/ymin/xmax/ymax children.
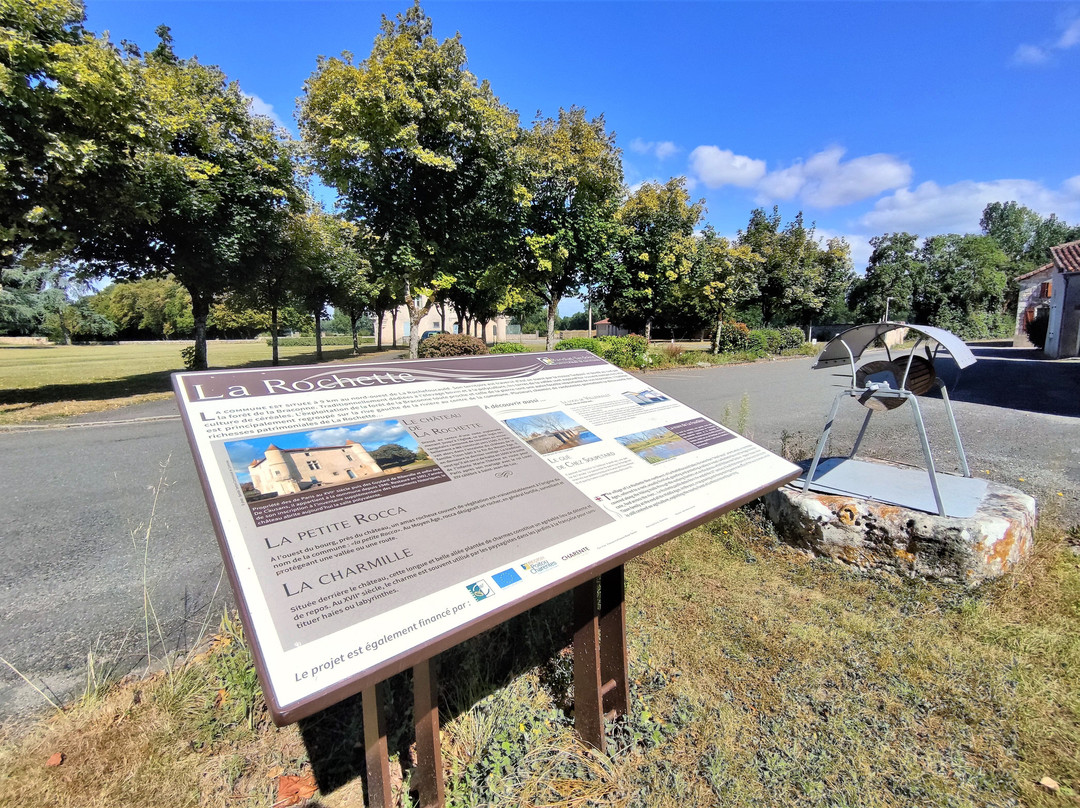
<box><xmin>762</xmin><ymin>475</ymin><xmax>1037</xmax><ymax>585</ymax></box>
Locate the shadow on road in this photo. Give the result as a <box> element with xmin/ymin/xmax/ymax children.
<box><xmin>926</xmin><ymin>346</ymin><xmax>1080</xmax><ymax>418</ymax></box>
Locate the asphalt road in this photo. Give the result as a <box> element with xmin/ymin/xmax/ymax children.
<box><xmin>1</xmin><ymin>343</ymin><xmax>1077</xmax><ymax>721</ymax></box>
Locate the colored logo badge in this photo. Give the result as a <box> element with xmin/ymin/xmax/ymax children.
<box><xmin>466</xmin><ymin>580</ymin><xmax>493</xmax><ymax>601</ymax></box>
<box><xmin>492</xmin><ymin>568</ymin><xmax>522</xmax><ymax>589</ymax></box>
<box><xmin>521</xmin><ymin>556</ymin><xmax>558</xmax><ymax>575</ymax></box>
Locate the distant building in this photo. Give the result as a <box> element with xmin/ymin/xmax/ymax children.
<box><xmin>595</xmin><ymin>319</ymin><xmax>628</xmax><ymax>337</ymax></box>
<box><xmin>376</xmin><ymin>305</ymin><xmax>511</xmax><ymax>346</ymax></box>
<box><xmin>249</xmin><ymin>440</ymin><xmax>383</xmax><ymax>496</ymax></box>
<box><xmin>1013</xmin><ymin>264</ymin><xmax>1054</xmax><ymax>347</ymax></box>
<box><xmin>1043</xmin><ymin>240</ymin><xmax>1080</xmax><ymax>359</ymax></box>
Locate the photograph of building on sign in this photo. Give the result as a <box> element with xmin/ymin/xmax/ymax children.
<box><xmin>616</xmin><ymin>426</ymin><xmax>699</xmax><ymax>464</ymax></box>
<box><xmin>502</xmin><ymin>411</ymin><xmax>601</xmax><ymax>456</ymax></box>
<box><xmin>623</xmin><ymin>388</ymin><xmax>670</xmax><ymax>406</ymax></box>
<box><xmin>225</xmin><ymin>420</ymin><xmax>435</xmax><ymax>501</ymax></box>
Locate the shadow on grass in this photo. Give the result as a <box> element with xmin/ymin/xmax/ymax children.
<box><xmin>297</xmin><ymin>593</ymin><xmax>573</xmax><ymax>801</ymax></box>
<box><xmin>0</xmin><ymin>345</ymin><xmax>399</xmax><ymax>409</ymax></box>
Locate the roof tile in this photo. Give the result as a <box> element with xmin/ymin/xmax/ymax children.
<box><xmin>1051</xmin><ymin>239</ymin><xmax>1080</xmax><ymax>272</ymax></box>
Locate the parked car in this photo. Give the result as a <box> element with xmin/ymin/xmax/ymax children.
<box><xmin>420</xmin><ymin>330</ymin><xmax>447</xmax><ymax>341</ymax></box>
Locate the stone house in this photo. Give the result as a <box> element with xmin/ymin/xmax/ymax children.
<box><xmin>249</xmin><ymin>440</ymin><xmax>383</xmax><ymax>496</ymax></box>
<box><xmin>1013</xmin><ymin>263</ymin><xmax>1054</xmax><ymax>347</ymax></box>
<box><xmin>1043</xmin><ymin>240</ymin><xmax>1080</xmax><ymax>358</ymax></box>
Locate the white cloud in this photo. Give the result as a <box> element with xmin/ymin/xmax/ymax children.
<box><xmin>688</xmin><ymin>146</ymin><xmax>766</xmax><ymax>188</ymax></box>
<box><xmin>629</xmin><ymin>138</ymin><xmax>680</xmax><ymax>160</ymax></box>
<box><xmin>858</xmin><ymin>177</ymin><xmax>1080</xmax><ymax>236</ymax></box>
<box><xmin>244</xmin><ymin>92</ymin><xmax>289</xmax><ymax>131</ymax></box>
<box><xmin>758</xmin><ymin>148</ymin><xmax>912</xmax><ymax>207</ymax></box>
<box><xmin>305</xmin><ymin>420</ymin><xmax>406</xmax><ymax>449</ymax></box>
<box><xmin>1013</xmin><ymin>16</ymin><xmax>1080</xmax><ymax>65</ymax></box>
<box><xmin>688</xmin><ymin>144</ymin><xmax>910</xmax><ymax>208</ymax></box>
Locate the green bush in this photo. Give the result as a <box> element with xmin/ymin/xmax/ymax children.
<box><xmin>715</xmin><ymin>322</ymin><xmax>751</xmax><ymax>353</ymax></box>
<box><xmin>743</xmin><ymin>330</ymin><xmax>770</xmax><ymax>355</ymax></box>
<box><xmin>180</xmin><ymin>345</ymin><xmax>197</xmax><ymax>369</ymax></box>
<box><xmin>780</xmin><ymin>326</ymin><xmax>806</xmax><ymax>351</ymax></box>
<box><xmin>417</xmin><ymin>333</ymin><xmax>489</xmax><ymax>358</ymax></box>
<box><xmin>554</xmin><ymin>335</ymin><xmax>649</xmax><ymax>368</ymax></box>
<box><xmin>488</xmin><ymin>342</ymin><xmax>528</xmax><ymax>354</ymax></box>
<box><xmin>1026</xmin><ymin>311</ymin><xmax>1049</xmax><ymax>349</ymax></box>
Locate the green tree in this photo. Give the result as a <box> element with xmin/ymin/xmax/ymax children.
<box><xmin>95</xmin><ymin>27</ymin><xmax>299</xmax><ymax>370</ymax></box>
<box><xmin>607</xmin><ymin>178</ymin><xmax>703</xmax><ymax>342</ymax></box>
<box><xmin>0</xmin><ymin>0</ymin><xmax>141</xmax><ymax>270</ymax></box>
<box><xmin>848</xmin><ymin>232</ymin><xmax>921</xmax><ymax>323</ymax></box>
<box><xmin>688</xmin><ymin>226</ymin><xmax>761</xmax><ymax>353</ymax></box>
<box><xmin>979</xmin><ymin>201</ymin><xmax>1041</xmax><ymax>264</ymax></box>
<box><xmin>517</xmin><ymin>106</ymin><xmax>623</xmax><ymax>349</ymax></box>
<box><xmin>916</xmin><ymin>234</ymin><xmax>1009</xmax><ymax>338</ymax></box>
<box><xmin>88</xmin><ymin>277</ymin><xmax>194</xmax><ymax>338</ymax></box>
<box><xmin>737</xmin><ymin>207</ymin><xmax>829</xmax><ymax>327</ymax></box>
<box><xmin>371</xmin><ymin>443</ymin><xmax>417</xmax><ymax>469</ymax></box>
<box><xmin>300</xmin><ymin>2</ymin><xmax>519</xmax><ymax>359</ymax></box>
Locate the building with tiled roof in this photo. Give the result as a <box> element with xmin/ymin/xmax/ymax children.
<box><xmin>1013</xmin><ymin>263</ymin><xmax>1054</xmax><ymax>346</ymax></box>
<box><xmin>1044</xmin><ymin>239</ymin><xmax>1080</xmax><ymax>358</ymax></box>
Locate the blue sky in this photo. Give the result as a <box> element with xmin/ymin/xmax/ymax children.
<box><xmin>86</xmin><ymin>2</ymin><xmax>1080</xmax><ymax>311</ymax></box>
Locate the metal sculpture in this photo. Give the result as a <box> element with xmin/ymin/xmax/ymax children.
<box><xmin>802</xmin><ymin>322</ymin><xmax>978</xmax><ymax>517</ymax></box>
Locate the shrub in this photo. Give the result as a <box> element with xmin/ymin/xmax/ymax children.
<box><xmin>554</xmin><ymin>335</ymin><xmax>649</xmax><ymax>368</ymax></box>
<box><xmin>780</xmin><ymin>326</ymin><xmax>806</xmax><ymax>351</ymax></box>
<box><xmin>180</xmin><ymin>345</ymin><xmax>197</xmax><ymax>369</ymax></box>
<box><xmin>1026</xmin><ymin>311</ymin><xmax>1050</xmax><ymax>349</ymax></box>
<box><xmin>488</xmin><ymin>342</ymin><xmax>528</xmax><ymax>354</ymax></box>
<box><xmin>743</xmin><ymin>330</ymin><xmax>769</xmax><ymax>355</ymax></box>
<box><xmin>715</xmin><ymin>322</ymin><xmax>751</xmax><ymax>353</ymax></box>
<box><xmin>266</xmin><ymin>336</ymin><xmax>369</xmax><ymax>347</ymax></box>
<box><xmin>417</xmin><ymin>333</ymin><xmax>489</xmax><ymax>358</ymax></box>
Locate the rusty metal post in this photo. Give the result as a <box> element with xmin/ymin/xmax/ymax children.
<box><xmin>573</xmin><ymin>577</ymin><xmax>605</xmax><ymax>751</ymax></box>
<box><xmin>361</xmin><ymin>681</ymin><xmax>393</xmax><ymax>808</ymax></box>
<box><xmin>599</xmin><ymin>565</ymin><xmax>629</xmax><ymax>719</ymax></box>
<box><xmin>413</xmin><ymin>657</ymin><xmax>445</xmax><ymax>807</ymax></box>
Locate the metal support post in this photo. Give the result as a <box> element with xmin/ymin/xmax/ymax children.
<box><xmin>804</xmin><ymin>391</ymin><xmax>845</xmax><ymax>490</ymax></box>
<box><xmin>908</xmin><ymin>396</ymin><xmax>947</xmax><ymax>516</ymax></box>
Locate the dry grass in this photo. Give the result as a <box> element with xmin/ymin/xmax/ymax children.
<box><xmin>1</xmin><ymin>512</ymin><xmax>1076</xmax><ymax>807</ymax></box>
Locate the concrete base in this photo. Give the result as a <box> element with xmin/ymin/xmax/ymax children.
<box><xmin>762</xmin><ymin>466</ymin><xmax>1037</xmax><ymax>585</ymax></box>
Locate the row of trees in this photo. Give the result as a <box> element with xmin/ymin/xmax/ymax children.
<box><xmin>4</xmin><ymin>2</ymin><xmax>1078</xmax><ymax>363</ymax></box>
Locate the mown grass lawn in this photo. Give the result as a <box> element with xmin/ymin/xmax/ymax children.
<box><xmin>0</xmin><ymin>341</ymin><xmax>402</xmax><ymax>424</ymax></box>
<box><xmin>2</xmin><ymin>509</ymin><xmax>1075</xmax><ymax>807</ymax></box>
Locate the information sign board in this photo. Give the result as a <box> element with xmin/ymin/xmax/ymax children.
<box><xmin>173</xmin><ymin>351</ymin><xmax>799</xmax><ymax>724</ymax></box>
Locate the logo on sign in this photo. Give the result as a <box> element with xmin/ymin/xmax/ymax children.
<box><xmin>466</xmin><ymin>580</ymin><xmax>493</xmax><ymax>601</ymax></box>
<box><xmin>521</xmin><ymin>556</ymin><xmax>558</xmax><ymax>575</ymax></box>
<box><xmin>492</xmin><ymin>568</ymin><xmax>522</xmax><ymax>588</ymax></box>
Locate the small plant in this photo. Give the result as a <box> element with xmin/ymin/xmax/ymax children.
<box><xmin>488</xmin><ymin>342</ymin><xmax>528</xmax><ymax>354</ymax></box>
<box><xmin>180</xmin><ymin>345</ymin><xmax>197</xmax><ymax>369</ymax></box>
<box><xmin>417</xmin><ymin>333</ymin><xmax>489</xmax><ymax>358</ymax></box>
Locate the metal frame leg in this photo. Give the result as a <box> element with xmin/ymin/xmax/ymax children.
<box><xmin>804</xmin><ymin>391</ymin><xmax>846</xmax><ymax>490</ymax></box>
<box><xmin>938</xmin><ymin>383</ymin><xmax>971</xmax><ymax>477</ymax></box>
<box><xmin>909</xmin><ymin>397</ymin><xmax>946</xmax><ymax>517</ymax></box>
<box><xmin>849</xmin><ymin>407</ymin><xmax>874</xmax><ymax>458</ymax></box>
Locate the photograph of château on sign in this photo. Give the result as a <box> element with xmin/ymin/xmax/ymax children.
<box><xmin>623</xmin><ymin>388</ymin><xmax>671</xmax><ymax>406</ymax></box>
<box><xmin>502</xmin><ymin>411</ymin><xmax>600</xmax><ymax>456</ymax></box>
<box><xmin>616</xmin><ymin>426</ymin><xmax>698</xmax><ymax>464</ymax></box>
<box><xmin>225</xmin><ymin>420</ymin><xmax>435</xmax><ymax>501</ymax></box>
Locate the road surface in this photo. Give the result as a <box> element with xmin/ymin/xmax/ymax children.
<box><xmin>1</xmin><ymin>343</ymin><xmax>1077</xmax><ymax>720</ymax></box>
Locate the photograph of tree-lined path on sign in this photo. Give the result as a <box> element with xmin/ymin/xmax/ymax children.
<box><xmin>616</xmin><ymin>426</ymin><xmax>698</xmax><ymax>464</ymax></box>
<box><xmin>225</xmin><ymin>420</ymin><xmax>435</xmax><ymax>500</ymax></box>
<box><xmin>503</xmin><ymin>410</ymin><xmax>600</xmax><ymax>456</ymax></box>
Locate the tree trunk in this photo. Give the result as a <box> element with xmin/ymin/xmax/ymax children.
<box><xmin>407</xmin><ymin>302</ymin><xmax>423</xmax><ymax>359</ymax></box>
<box><xmin>545</xmin><ymin>296</ymin><xmax>559</xmax><ymax>351</ymax></box>
<box><xmin>644</xmin><ymin>315</ymin><xmax>653</xmax><ymax>343</ymax></box>
<box><xmin>314</xmin><ymin>307</ymin><xmax>323</xmax><ymax>361</ymax></box>
<box><xmin>271</xmin><ymin>305</ymin><xmax>279</xmax><ymax>366</ymax></box>
<box><xmin>481</xmin><ymin>320</ymin><xmax>488</xmax><ymax>343</ymax></box>
<box><xmin>438</xmin><ymin>302</ymin><xmax>447</xmax><ymax>331</ymax></box>
<box><xmin>350</xmin><ymin>311</ymin><xmax>360</xmax><ymax>354</ymax></box>
<box><xmin>191</xmin><ymin>292</ymin><xmax>210</xmax><ymax>370</ymax></box>
<box><xmin>390</xmin><ymin>310</ymin><xmax>398</xmax><ymax>347</ymax></box>
<box><xmin>376</xmin><ymin>312</ymin><xmax>384</xmax><ymax>349</ymax></box>
<box><xmin>712</xmin><ymin>316</ymin><xmax>723</xmax><ymax>355</ymax></box>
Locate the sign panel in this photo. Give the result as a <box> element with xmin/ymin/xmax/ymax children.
<box><xmin>173</xmin><ymin>351</ymin><xmax>799</xmax><ymax>723</ymax></box>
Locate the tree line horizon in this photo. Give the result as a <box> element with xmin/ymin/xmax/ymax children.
<box><xmin>3</xmin><ymin>1</ymin><xmax>1078</xmax><ymax>365</ymax></box>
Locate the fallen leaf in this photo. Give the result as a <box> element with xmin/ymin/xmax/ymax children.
<box><xmin>1038</xmin><ymin>776</ymin><xmax>1060</xmax><ymax>792</ymax></box>
<box><xmin>266</xmin><ymin>765</ymin><xmax>285</xmax><ymax>779</ymax></box>
<box><xmin>274</xmin><ymin>773</ymin><xmax>318</xmax><ymax>807</ymax></box>
<box><xmin>214</xmin><ymin>688</ymin><xmax>229</xmax><ymax>709</ymax></box>
<box><xmin>46</xmin><ymin>752</ymin><xmax>64</xmax><ymax>767</ymax></box>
